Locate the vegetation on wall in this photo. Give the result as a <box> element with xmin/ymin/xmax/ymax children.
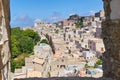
<box><xmin>75</xmin><ymin>17</ymin><xmax>84</xmax><ymax>28</ymax></box>
<box><xmin>94</xmin><ymin>59</ymin><xmax>102</xmax><ymax>68</ymax></box>
<box><xmin>40</xmin><ymin>39</ymin><xmax>49</xmax><ymax>45</ymax></box>
<box><xmin>55</xmin><ymin>29</ymin><xmax>59</xmax><ymax>34</ymax></box>
<box><xmin>11</xmin><ymin>27</ymin><xmax>40</xmax><ymax>72</ymax></box>
<box><xmin>85</xmin><ymin>59</ymin><xmax>102</xmax><ymax>69</ymax></box>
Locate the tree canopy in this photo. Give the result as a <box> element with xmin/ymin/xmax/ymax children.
<box><xmin>11</xmin><ymin>27</ymin><xmax>40</xmax><ymax>72</ymax></box>
<box><xmin>23</xmin><ymin>29</ymin><xmax>40</xmax><ymax>44</ymax></box>
<box><xmin>75</xmin><ymin>17</ymin><xmax>84</xmax><ymax>28</ymax></box>
<box><xmin>40</xmin><ymin>39</ymin><xmax>49</xmax><ymax>45</ymax></box>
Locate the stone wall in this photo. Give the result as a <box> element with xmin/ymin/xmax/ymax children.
<box><xmin>102</xmin><ymin>0</ymin><xmax>120</xmax><ymax>80</ymax></box>
<box><xmin>0</xmin><ymin>0</ymin><xmax>11</xmax><ymax>80</ymax></box>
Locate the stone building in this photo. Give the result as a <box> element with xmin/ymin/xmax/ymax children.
<box><xmin>88</xmin><ymin>38</ymin><xmax>105</xmax><ymax>53</ymax></box>
<box><xmin>95</xmin><ymin>10</ymin><xmax>105</xmax><ymax>18</ymax></box>
<box><xmin>95</xmin><ymin>27</ymin><xmax>102</xmax><ymax>38</ymax></box>
<box><xmin>68</xmin><ymin>14</ymin><xmax>80</xmax><ymax>21</ymax></box>
<box><xmin>34</xmin><ymin>21</ymin><xmax>50</xmax><ymax>29</ymax></box>
<box><xmin>82</xmin><ymin>50</ymin><xmax>96</xmax><ymax>60</ymax></box>
<box><xmin>0</xmin><ymin>0</ymin><xmax>11</xmax><ymax>80</ymax></box>
<box><xmin>88</xmin><ymin>38</ymin><xmax>105</xmax><ymax>57</ymax></box>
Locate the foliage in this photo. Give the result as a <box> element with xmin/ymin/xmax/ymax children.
<box><xmin>11</xmin><ymin>59</ymin><xmax>23</xmax><ymax>73</ymax></box>
<box><xmin>94</xmin><ymin>59</ymin><xmax>102</xmax><ymax>68</ymax></box>
<box><xmin>11</xmin><ymin>28</ymin><xmax>40</xmax><ymax>57</ymax></box>
<box><xmin>40</xmin><ymin>39</ymin><xmax>49</xmax><ymax>44</ymax></box>
<box><xmin>96</xmin><ymin>59</ymin><xmax>102</xmax><ymax>65</ymax></box>
<box><xmin>23</xmin><ymin>29</ymin><xmax>40</xmax><ymax>44</ymax></box>
<box><xmin>75</xmin><ymin>17</ymin><xmax>84</xmax><ymax>28</ymax></box>
<box><xmin>48</xmin><ymin>72</ymin><xmax>51</xmax><ymax>77</ymax></box>
<box><xmin>11</xmin><ymin>27</ymin><xmax>40</xmax><ymax>72</ymax></box>
<box><xmin>94</xmin><ymin>63</ymin><xmax>98</xmax><ymax>68</ymax></box>
<box><xmin>55</xmin><ymin>29</ymin><xmax>59</xmax><ymax>34</ymax></box>
<box><xmin>85</xmin><ymin>64</ymin><xmax>90</xmax><ymax>68</ymax></box>
<box><xmin>11</xmin><ymin>35</ymin><xmax>20</xmax><ymax>58</ymax></box>
<box><xmin>11</xmin><ymin>27</ymin><xmax>23</xmax><ymax>36</ymax></box>
<box><xmin>19</xmin><ymin>36</ymin><xmax>35</xmax><ymax>53</ymax></box>
<box><xmin>14</xmin><ymin>58</ymin><xmax>25</xmax><ymax>68</ymax></box>
<box><xmin>11</xmin><ymin>53</ymin><xmax>32</xmax><ymax>72</ymax></box>
<box><xmin>85</xmin><ymin>64</ymin><xmax>94</xmax><ymax>68</ymax></box>
<box><xmin>11</xmin><ymin>59</ymin><xmax>16</xmax><ymax>72</ymax></box>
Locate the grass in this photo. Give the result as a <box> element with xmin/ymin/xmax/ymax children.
<box><xmin>11</xmin><ymin>53</ymin><xmax>33</xmax><ymax>72</ymax></box>
<box><xmin>14</xmin><ymin>53</ymin><xmax>32</xmax><ymax>61</ymax></box>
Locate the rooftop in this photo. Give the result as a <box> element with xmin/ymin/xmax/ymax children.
<box><xmin>32</xmin><ymin>58</ymin><xmax>45</xmax><ymax>65</ymax></box>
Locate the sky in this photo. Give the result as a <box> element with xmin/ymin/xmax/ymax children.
<box><xmin>10</xmin><ymin>0</ymin><xmax>103</xmax><ymax>27</ymax></box>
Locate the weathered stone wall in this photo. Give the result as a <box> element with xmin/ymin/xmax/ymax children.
<box><xmin>0</xmin><ymin>0</ymin><xmax>11</xmax><ymax>80</ymax></box>
<box><xmin>102</xmin><ymin>20</ymin><xmax>120</xmax><ymax>80</ymax></box>
<box><xmin>102</xmin><ymin>0</ymin><xmax>120</xmax><ymax>80</ymax></box>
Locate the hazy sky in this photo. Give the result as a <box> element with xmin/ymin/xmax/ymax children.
<box><xmin>10</xmin><ymin>0</ymin><xmax>103</xmax><ymax>27</ymax></box>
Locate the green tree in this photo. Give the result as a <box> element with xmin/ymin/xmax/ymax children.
<box><xmin>96</xmin><ymin>59</ymin><xmax>102</xmax><ymax>65</ymax></box>
<box><xmin>11</xmin><ymin>27</ymin><xmax>41</xmax><ymax>72</ymax></box>
<box><xmin>11</xmin><ymin>59</ymin><xmax>16</xmax><ymax>72</ymax></box>
<box><xmin>19</xmin><ymin>36</ymin><xmax>35</xmax><ymax>53</ymax></box>
<box><xmin>11</xmin><ymin>27</ymin><xmax>24</xmax><ymax>39</ymax></box>
<box><xmin>40</xmin><ymin>39</ymin><xmax>49</xmax><ymax>44</ymax></box>
<box><xmin>11</xmin><ymin>35</ymin><xmax>20</xmax><ymax>58</ymax></box>
<box><xmin>94</xmin><ymin>59</ymin><xmax>102</xmax><ymax>68</ymax></box>
<box><xmin>23</xmin><ymin>29</ymin><xmax>40</xmax><ymax>44</ymax></box>
<box><xmin>75</xmin><ymin>17</ymin><xmax>84</xmax><ymax>28</ymax></box>
<box><xmin>55</xmin><ymin>29</ymin><xmax>59</xmax><ymax>34</ymax></box>
<box><xmin>85</xmin><ymin>64</ymin><xmax>90</xmax><ymax>68</ymax></box>
<box><xmin>11</xmin><ymin>57</ymin><xmax>25</xmax><ymax>72</ymax></box>
<box><xmin>15</xmin><ymin>58</ymin><xmax>25</xmax><ymax>68</ymax></box>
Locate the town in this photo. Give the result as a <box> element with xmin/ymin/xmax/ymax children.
<box><xmin>13</xmin><ymin>10</ymin><xmax>105</xmax><ymax>79</ymax></box>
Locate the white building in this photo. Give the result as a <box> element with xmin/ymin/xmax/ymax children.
<box><xmin>82</xmin><ymin>50</ymin><xmax>96</xmax><ymax>60</ymax></box>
